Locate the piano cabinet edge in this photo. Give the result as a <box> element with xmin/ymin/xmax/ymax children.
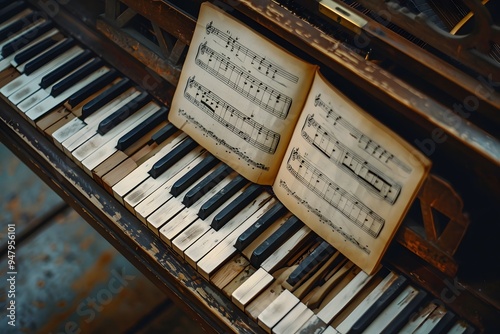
<box><xmin>30</xmin><ymin>0</ymin><xmax>500</xmax><ymax>211</ymax></box>
<box><xmin>385</xmin><ymin>243</ymin><xmax>500</xmax><ymax>333</ymax></box>
<box><xmin>2</xmin><ymin>95</ymin><xmax>500</xmax><ymax>333</ymax></box>
<box><xmin>0</xmin><ymin>101</ymin><xmax>265</xmax><ymax>334</ymax></box>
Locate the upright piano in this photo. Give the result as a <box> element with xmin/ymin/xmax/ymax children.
<box><xmin>0</xmin><ymin>0</ymin><xmax>499</xmax><ymax>332</ymax></box>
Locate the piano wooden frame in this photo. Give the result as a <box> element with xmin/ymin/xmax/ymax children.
<box><xmin>1</xmin><ymin>0</ymin><xmax>499</xmax><ymax>332</ymax></box>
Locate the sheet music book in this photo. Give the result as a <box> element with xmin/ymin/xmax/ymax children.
<box><xmin>169</xmin><ymin>2</ymin><xmax>431</xmax><ymax>274</ymax></box>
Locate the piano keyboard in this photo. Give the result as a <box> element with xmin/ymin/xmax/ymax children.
<box><xmin>0</xmin><ymin>2</ymin><xmax>477</xmax><ymax>333</ymax></box>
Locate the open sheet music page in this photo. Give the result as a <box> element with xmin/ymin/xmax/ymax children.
<box><xmin>169</xmin><ymin>2</ymin><xmax>317</xmax><ymax>185</ymax></box>
<box><xmin>273</xmin><ymin>72</ymin><xmax>431</xmax><ymax>274</ymax></box>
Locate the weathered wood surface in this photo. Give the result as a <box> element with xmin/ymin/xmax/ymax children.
<box><xmin>0</xmin><ymin>99</ymin><xmax>264</xmax><ymax>333</ymax></box>
<box><xmin>0</xmin><ymin>145</ymin><xmax>204</xmax><ymax>333</ymax></box>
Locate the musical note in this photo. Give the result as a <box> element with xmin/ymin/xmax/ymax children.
<box><xmin>195</xmin><ymin>43</ymin><xmax>292</xmax><ymax>119</ymax></box>
<box><xmin>279</xmin><ymin>179</ymin><xmax>371</xmax><ymax>254</ymax></box>
<box><xmin>178</xmin><ymin>109</ymin><xmax>269</xmax><ymax>171</ymax></box>
<box><xmin>286</xmin><ymin>148</ymin><xmax>385</xmax><ymax>239</ymax></box>
<box><xmin>184</xmin><ymin>77</ymin><xmax>281</xmax><ymax>154</ymax></box>
<box><xmin>301</xmin><ymin>114</ymin><xmax>401</xmax><ymax>204</ymax></box>
<box><xmin>314</xmin><ymin>94</ymin><xmax>412</xmax><ymax>174</ymax></box>
<box><xmin>205</xmin><ymin>22</ymin><xmax>299</xmax><ymax>84</ymax></box>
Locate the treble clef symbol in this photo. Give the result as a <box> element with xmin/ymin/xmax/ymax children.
<box><xmin>206</xmin><ymin>21</ymin><xmax>213</xmax><ymax>34</ymax></box>
<box><xmin>306</xmin><ymin>114</ymin><xmax>315</xmax><ymax>127</ymax></box>
<box><xmin>199</xmin><ymin>42</ymin><xmax>207</xmax><ymax>55</ymax></box>
<box><xmin>314</xmin><ymin>94</ymin><xmax>321</xmax><ymax>107</ymax></box>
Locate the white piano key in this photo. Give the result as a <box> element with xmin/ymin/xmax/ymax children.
<box><xmin>321</xmin><ymin>326</ymin><xmax>341</xmax><ymax>334</ymax></box>
<box><xmin>184</xmin><ymin>192</ymin><xmax>271</xmax><ymax>268</ymax></box>
<box><xmin>260</xmin><ymin>225</ymin><xmax>312</xmax><ymax>273</ymax></box>
<box><xmin>240</xmin><ymin>213</ymin><xmax>292</xmax><ymax>261</ymax></box>
<box><xmin>52</xmin><ymin>116</ymin><xmax>88</xmax><ymax>149</ymax></box>
<box><xmin>0</xmin><ymin>9</ymin><xmax>33</xmax><ymax>34</ymax></box>
<box><xmin>232</xmin><ymin>267</ymin><xmax>273</xmax><ymax>311</ymax></box>
<box><xmin>0</xmin><ymin>28</ymin><xmax>59</xmax><ymax>72</ymax></box>
<box><xmin>73</xmin><ymin>101</ymin><xmax>159</xmax><ymax>163</ymax></box>
<box><xmin>123</xmin><ymin>144</ymin><xmax>205</xmax><ymax>211</ymax></box>
<box><xmin>6</xmin><ymin>47</ymin><xmax>84</xmax><ymax>103</ymax></box>
<box><xmin>399</xmin><ymin>302</ymin><xmax>438</xmax><ymax>333</ymax></box>
<box><xmin>412</xmin><ymin>305</ymin><xmax>448</xmax><ymax>334</ymax></box>
<box><xmin>363</xmin><ymin>285</ymin><xmax>419</xmax><ymax>333</ymax></box>
<box><xmin>197</xmin><ymin>198</ymin><xmax>279</xmax><ymax>279</ymax></box>
<box><xmin>59</xmin><ymin>88</ymin><xmax>139</xmax><ymax>153</ymax></box>
<box><xmin>336</xmin><ymin>271</ymin><xmax>399</xmax><ymax>333</ymax></box>
<box><xmin>171</xmin><ymin>218</ymin><xmax>212</xmax><ymax>256</ymax></box>
<box><xmin>257</xmin><ymin>289</ymin><xmax>299</xmax><ymax>333</ymax></box>
<box><xmin>294</xmin><ymin>314</ymin><xmax>329</xmax><ymax>334</ymax></box>
<box><xmin>446</xmin><ymin>321</ymin><xmax>469</xmax><ymax>334</ymax></box>
<box><xmin>157</xmin><ymin>174</ymin><xmax>234</xmax><ymax>243</ymax></box>
<box><xmin>172</xmin><ymin>183</ymin><xmax>263</xmax><ymax>258</ymax></box>
<box><xmin>16</xmin><ymin>89</ymin><xmax>48</xmax><ymax>113</ymax></box>
<box><xmin>25</xmin><ymin>66</ymin><xmax>110</xmax><ymax>122</ymax></box>
<box><xmin>80</xmin><ymin>103</ymin><xmax>161</xmax><ymax>174</ymax></box>
<box><xmin>0</xmin><ymin>19</ymin><xmax>47</xmax><ymax>51</ymax></box>
<box><xmin>9</xmin><ymin>28</ymin><xmax>60</xmax><ymax>67</ymax></box>
<box><xmin>317</xmin><ymin>269</ymin><xmax>375</xmax><ymax>324</ymax></box>
<box><xmin>15</xmin><ymin>54</ymin><xmax>95</xmax><ymax>110</ymax></box>
<box><xmin>134</xmin><ymin>153</ymin><xmax>216</xmax><ymax>222</ymax></box>
<box><xmin>112</xmin><ymin>131</ymin><xmax>187</xmax><ymax>203</ymax></box>
<box><xmin>15</xmin><ymin>36</ymin><xmax>70</xmax><ymax>73</ymax></box>
<box><xmin>271</xmin><ymin>302</ymin><xmax>312</xmax><ymax>334</ymax></box>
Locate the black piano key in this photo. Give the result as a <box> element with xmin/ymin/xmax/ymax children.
<box><xmin>67</xmin><ymin>68</ymin><xmax>119</xmax><ymax>108</ymax></box>
<box><xmin>97</xmin><ymin>91</ymin><xmax>150</xmax><ymax>135</ymax></box>
<box><xmin>80</xmin><ymin>76</ymin><xmax>130</xmax><ymax>119</ymax></box>
<box><xmin>40</xmin><ymin>49</ymin><xmax>93</xmax><ymax>89</ymax></box>
<box><xmin>183</xmin><ymin>164</ymin><xmax>232</xmax><ymax>208</ymax></box>
<box><xmin>0</xmin><ymin>1</ymin><xmax>27</xmax><ymax>26</ymax></box>
<box><xmin>51</xmin><ymin>58</ymin><xmax>103</xmax><ymax>97</ymax></box>
<box><xmin>2</xmin><ymin>20</ymin><xmax>53</xmax><ymax>57</ymax></box>
<box><xmin>349</xmin><ymin>275</ymin><xmax>408</xmax><ymax>334</ymax></box>
<box><xmin>211</xmin><ymin>183</ymin><xmax>262</xmax><ymax>231</ymax></box>
<box><xmin>170</xmin><ymin>154</ymin><xmax>219</xmax><ymax>197</ymax></box>
<box><xmin>0</xmin><ymin>11</ymin><xmax>36</xmax><ymax>39</ymax></box>
<box><xmin>234</xmin><ymin>202</ymin><xmax>288</xmax><ymax>252</ymax></box>
<box><xmin>13</xmin><ymin>36</ymin><xmax>57</xmax><ymax>65</ymax></box>
<box><xmin>116</xmin><ymin>106</ymin><xmax>169</xmax><ymax>151</ymax></box>
<box><xmin>197</xmin><ymin>174</ymin><xmax>248</xmax><ymax>220</ymax></box>
<box><xmin>428</xmin><ymin>311</ymin><xmax>456</xmax><ymax>334</ymax></box>
<box><xmin>286</xmin><ymin>240</ymin><xmax>335</xmax><ymax>287</ymax></box>
<box><xmin>380</xmin><ymin>290</ymin><xmax>428</xmax><ymax>334</ymax></box>
<box><xmin>250</xmin><ymin>215</ymin><xmax>302</xmax><ymax>267</ymax></box>
<box><xmin>149</xmin><ymin>122</ymin><xmax>178</xmax><ymax>145</ymax></box>
<box><xmin>23</xmin><ymin>38</ymin><xmax>75</xmax><ymax>75</ymax></box>
<box><xmin>148</xmin><ymin>137</ymin><xmax>198</xmax><ymax>178</ymax></box>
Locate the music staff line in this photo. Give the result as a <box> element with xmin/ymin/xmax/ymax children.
<box><xmin>205</xmin><ymin>21</ymin><xmax>299</xmax><ymax>84</ymax></box>
<box><xmin>184</xmin><ymin>77</ymin><xmax>280</xmax><ymax>154</ymax></box>
<box><xmin>195</xmin><ymin>42</ymin><xmax>292</xmax><ymax>119</ymax></box>
<box><xmin>177</xmin><ymin>109</ymin><xmax>269</xmax><ymax>171</ymax></box>
<box><xmin>287</xmin><ymin>148</ymin><xmax>384</xmax><ymax>239</ymax></box>
<box><xmin>302</xmin><ymin>114</ymin><xmax>401</xmax><ymax>204</ymax></box>
<box><xmin>279</xmin><ymin>180</ymin><xmax>371</xmax><ymax>254</ymax></box>
<box><xmin>314</xmin><ymin>94</ymin><xmax>412</xmax><ymax>174</ymax></box>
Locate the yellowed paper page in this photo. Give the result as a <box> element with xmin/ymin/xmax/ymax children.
<box><xmin>169</xmin><ymin>2</ymin><xmax>317</xmax><ymax>185</ymax></box>
<box><xmin>273</xmin><ymin>72</ymin><xmax>431</xmax><ymax>274</ymax></box>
